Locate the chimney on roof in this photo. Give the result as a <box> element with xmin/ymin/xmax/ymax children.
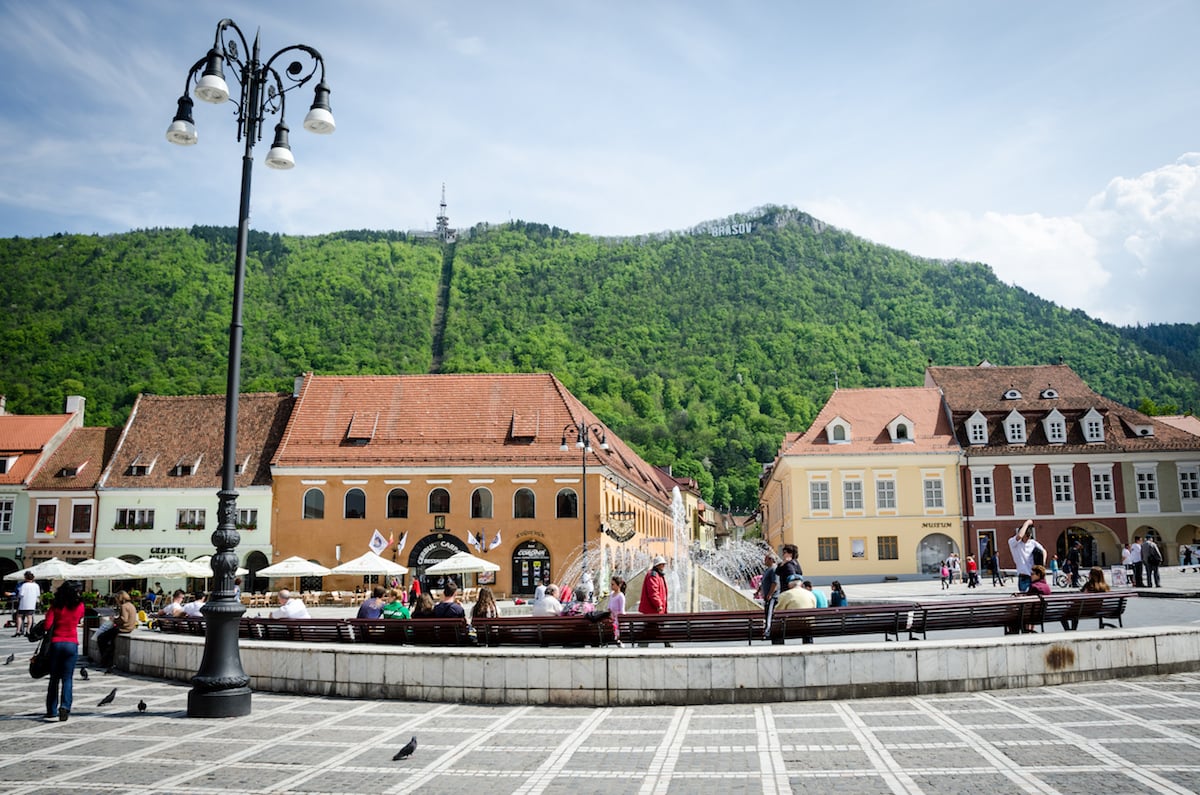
<box><xmin>65</xmin><ymin>395</ymin><xmax>85</xmax><ymax>416</ymax></box>
<box><xmin>0</xmin><ymin>395</ymin><xmax>5</xmax><ymax>415</ymax></box>
<box><xmin>294</xmin><ymin>375</ymin><xmax>305</xmax><ymax>397</ymax></box>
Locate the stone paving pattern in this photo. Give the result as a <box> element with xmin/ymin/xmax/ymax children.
<box><xmin>4</xmin><ymin>567</ymin><xmax>1199</xmax><ymax>793</ymax></box>
<box><xmin>3</xmin><ymin>630</ymin><xmax>1200</xmax><ymax>795</ymax></box>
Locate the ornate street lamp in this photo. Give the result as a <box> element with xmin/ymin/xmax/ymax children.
<box><xmin>560</xmin><ymin>422</ymin><xmax>608</xmax><ymax>578</ymax></box>
<box><xmin>167</xmin><ymin>18</ymin><xmax>334</xmax><ymax>719</ymax></box>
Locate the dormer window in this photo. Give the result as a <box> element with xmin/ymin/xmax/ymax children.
<box><xmin>345</xmin><ymin>411</ymin><xmax>378</xmax><ymax>446</ymax></box>
<box><xmin>1082</xmin><ymin>408</ymin><xmax>1104</xmax><ymax>443</ymax></box>
<box><xmin>234</xmin><ymin>454</ymin><xmax>251</xmax><ymax>475</ymax></box>
<box><xmin>0</xmin><ymin>455</ymin><xmax>15</xmax><ymax>474</ymax></box>
<box><xmin>826</xmin><ymin>416</ymin><xmax>851</xmax><ymax>444</ymax></box>
<box><xmin>966</xmin><ymin>411</ymin><xmax>988</xmax><ymax>445</ymax></box>
<box><xmin>1004</xmin><ymin>410</ymin><xmax>1026</xmax><ymax>444</ymax></box>
<box><xmin>1043</xmin><ymin>408</ymin><xmax>1067</xmax><ymax>444</ymax></box>
<box><xmin>1003</xmin><ymin>388</ymin><xmax>1022</xmax><ymax>400</ymax></box>
<box><xmin>127</xmin><ymin>454</ymin><xmax>156</xmax><ymax>476</ymax></box>
<box><xmin>1129</xmin><ymin>420</ymin><xmax>1155</xmax><ymax>438</ymax></box>
<box><xmin>58</xmin><ymin>464</ymin><xmax>83</xmax><ymax>478</ymax></box>
<box><xmin>887</xmin><ymin>414</ymin><xmax>915</xmax><ymax>444</ymax></box>
<box><xmin>170</xmin><ymin>455</ymin><xmax>201</xmax><ymax>477</ymax></box>
<box><xmin>1040</xmin><ymin>387</ymin><xmax>1059</xmax><ymax>400</ymax></box>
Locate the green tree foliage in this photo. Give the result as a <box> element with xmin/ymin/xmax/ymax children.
<box><xmin>2</xmin><ymin>209</ymin><xmax>1197</xmax><ymax>511</ymax></box>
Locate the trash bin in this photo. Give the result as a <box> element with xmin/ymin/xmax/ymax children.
<box><xmin>82</xmin><ymin>607</ymin><xmax>114</xmax><ymax>657</ymax></box>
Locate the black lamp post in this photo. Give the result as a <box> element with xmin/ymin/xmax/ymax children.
<box><xmin>560</xmin><ymin>422</ymin><xmax>608</xmax><ymax>578</ymax></box>
<box><xmin>167</xmin><ymin>18</ymin><xmax>334</xmax><ymax>719</ymax></box>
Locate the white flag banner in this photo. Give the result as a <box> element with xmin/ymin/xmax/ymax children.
<box><xmin>368</xmin><ymin>529</ymin><xmax>388</xmax><ymax>555</ymax></box>
<box><xmin>469</xmin><ymin>531</ymin><xmax>483</xmax><ymax>552</ymax></box>
<box><xmin>396</xmin><ymin>531</ymin><xmax>409</xmax><ymax>556</ymax></box>
<box><xmin>489</xmin><ymin>528</ymin><xmax>503</xmax><ymax>551</ymax></box>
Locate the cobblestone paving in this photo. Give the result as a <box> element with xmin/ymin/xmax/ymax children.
<box><xmin>3</xmin><ymin>627</ymin><xmax>1200</xmax><ymax>795</ymax></box>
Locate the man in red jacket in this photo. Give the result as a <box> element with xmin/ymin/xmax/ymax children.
<box><xmin>639</xmin><ymin>555</ymin><xmax>669</xmax><ymax>614</ymax></box>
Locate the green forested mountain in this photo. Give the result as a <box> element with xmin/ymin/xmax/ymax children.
<box><xmin>2</xmin><ymin>207</ymin><xmax>1197</xmax><ymax>510</ymax></box>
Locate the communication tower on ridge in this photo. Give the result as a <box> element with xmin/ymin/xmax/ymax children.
<box><xmin>436</xmin><ymin>184</ymin><xmax>456</xmax><ymax>243</ymax></box>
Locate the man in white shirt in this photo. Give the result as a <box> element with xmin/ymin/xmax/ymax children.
<box><xmin>1008</xmin><ymin>519</ymin><xmax>1046</xmax><ymax>593</ymax></box>
<box><xmin>271</xmin><ymin>589</ymin><xmax>311</xmax><ymax>619</ymax></box>
<box><xmin>1128</xmin><ymin>536</ymin><xmax>1144</xmax><ymax>587</ymax></box>
<box><xmin>182</xmin><ymin>593</ymin><xmax>207</xmax><ymax>617</ymax></box>
<box><xmin>14</xmin><ymin>571</ymin><xmax>40</xmax><ymax>636</ymax></box>
<box><xmin>531</xmin><ymin>584</ymin><xmax>563</xmax><ymax>617</ymax></box>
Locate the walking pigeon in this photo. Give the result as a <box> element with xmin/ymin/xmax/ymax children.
<box><xmin>137</xmin><ymin>699</ymin><xmax>147</xmax><ymax>713</ymax></box>
<box><xmin>97</xmin><ymin>688</ymin><xmax>117</xmax><ymax>707</ymax></box>
<box><xmin>80</xmin><ymin>668</ymin><xmax>89</xmax><ymax>680</ymax></box>
<box><xmin>392</xmin><ymin>736</ymin><xmax>417</xmax><ymax>760</ymax></box>
<box><xmin>4</xmin><ymin>653</ymin><xmax>13</xmax><ymax>665</ymax></box>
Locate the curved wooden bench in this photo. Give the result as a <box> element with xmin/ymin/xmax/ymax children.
<box><xmin>472</xmin><ymin>615</ymin><xmax>614</xmax><ymax>647</ymax></box>
<box><xmin>1038</xmin><ymin>592</ymin><xmax>1133</xmax><ymax>631</ymax></box>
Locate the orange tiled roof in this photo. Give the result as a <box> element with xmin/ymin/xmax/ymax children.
<box><xmin>102</xmin><ymin>393</ymin><xmax>294</xmax><ymax>489</ymax></box>
<box><xmin>926</xmin><ymin>364</ymin><xmax>1200</xmax><ymax>453</ymax></box>
<box><xmin>1157</xmin><ymin>415</ymin><xmax>1200</xmax><ymax>438</ymax></box>
<box><xmin>0</xmin><ymin>414</ymin><xmax>77</xmax><ymax>485</ymax></box>
<box><xmin>28</xmin><ymin>426</ymin><xmax>121</xmax><ymax>489</ymax></box>
<box><xmin>274</xmin><ymin>373</ymin><xmax>672</xmax><ymax>505</ymax></box>
<box><xmin>781</xmin><ymin>387</ymin><xmax>958</xmax><ymax>455</ymax></box>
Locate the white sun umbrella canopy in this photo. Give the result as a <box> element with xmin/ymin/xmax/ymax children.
<box><xmin>330</xmin><ymin>551</ymin><xmax>409</xmax><ymax>577</ymax></box>
<box><xmin>130</xmin><ymin>555</ymin><xmax>197</xmax><ymax>579</ymax></box>
<box><xmin>4</xmin><ymin>557</ymin><xmax>81</xmax><ymax>581</ymax></box>
<box><xmin>423</xmin><ymin>551</ymin><xmax>500</xmax><ymax>575</ymax></box>
<box><xmin>189</xmin><ymin>556</ymin><xmax>250</xmax><ymax>578</ymax></box>
<box><xmin>257</xmin><ymin>555</ymin><xmax>333</xmax><ymax>592</ymax></box>
<box><xmin>70</xmin><ymin>557</ymin><xmax>138</xmax><ymax>580</ymax></box>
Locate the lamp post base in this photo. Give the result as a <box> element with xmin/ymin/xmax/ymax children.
<box><xmin>187</xmin><ymin>685</ymin><xmax>252</xmax><ymax>718</ymax></box>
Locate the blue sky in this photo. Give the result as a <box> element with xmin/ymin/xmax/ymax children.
<box><xmin>1</xmin><ymin>1</ymin><xmax>1197</xmax><ymax>325</ymax></box>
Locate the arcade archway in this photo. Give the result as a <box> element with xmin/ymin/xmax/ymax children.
<box><xmin>917</xmin><ymin>533</ymin><xmax>958</xmax><ymax>576</ymax></box>
<box><xmin>407</xmin><ymin>532</ymin><xmax>469</xmax><ymax>591</ymax></box>
<box><xmin>1056</xmin><ymin>522</ymin><xmax>1120</xmax><ymax>570</ymax></box>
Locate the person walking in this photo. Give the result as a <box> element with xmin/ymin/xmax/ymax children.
<box><xmin>990</xmin><ymin>550</ymin><xmax>1006</xmax><ymax>587</ymax></box>
<box><xmin>1009</xmin><ymin>519</ymin><xmax>1046</xmax><ymax>593</ymax></box>
<box><xmin>14</xmin><ymin>571</ymin><xmax>40</xmax><ymax>637</ymax></box>
<box><xmin>639</xmin><ymin>556</ymin><xmax>669</xmax><ymax>614</ymax></box>
<box><xmin>43</xmin><ymin>582</ymin><xmax>85</xmax><ymax>722</ymax></box>
<box><xmin>940</xmin><ymin>561</ymin><xmax>950</xmax><ymax>589</ymax></box>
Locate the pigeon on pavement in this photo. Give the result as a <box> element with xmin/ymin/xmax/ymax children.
<box><xmin>80</xmin><ymin>668</ymin><xmax>89</xmax><ymax>680</ymax></box>
<box><xmin>137</xmin><ymin>699</ymin><xmax>147</xmax><ymax>713</ymax></box>
<box><xmin>97</xmin><ymin>688</ymin><xmax>117</xmax><ymax>707</ymax></box>
<box><xmin>4</xmin><ymin>653</ymin><xmax>13</xmax><ymax>665</ymax></box>
<box><xmin>392</xmin><ymin>736</ymin><xmax>417</xmax><ymax>760</ymax></box>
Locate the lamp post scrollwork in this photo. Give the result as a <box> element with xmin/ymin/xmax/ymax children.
<box><xmin>167</xmin><ymin>18</ymin><xmax>335</xmax><ymax>719</ymax></box>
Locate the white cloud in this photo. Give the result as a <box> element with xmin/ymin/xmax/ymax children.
<box><xmin>807</xmin><ymin>154</ymin><xmax>1200</xmax><ymax>326</ymax></box>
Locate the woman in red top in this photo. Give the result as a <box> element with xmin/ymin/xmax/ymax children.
<box><xmin>44</xmin><ymin>582</ymin><xmax>85</xmax><ymax>721</ymax></box>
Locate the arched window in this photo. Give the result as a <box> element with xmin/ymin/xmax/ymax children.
<box><xmin>556</xmin><ymin>488</ymin><xmax>578</xmax><ymax>519</ymax></box>
<box><xmin>429</xmin><ymin>488</ymin><xmax>450</xmax><ymax>514</ymax></box>
<box><xmin>344</xmin><ymin>488</ymin><xmax>366</xmax><ymax>519</ymax></box>
<box><xmin>832</xmin><ymin>425</ymin><xmax>846</xmax><ymax>441</ymax></box>
<box><xmin>514</xmin><ymin>488</ymin><xmax>536</xmax><ymax>518</ymax></box>
<box><xmin>896</xmin><ymin>423</ymin><xmax>909</xmax><ymax>440</ymax></box>
<box><xmin>471</xmin><ymin>488</ymin><xmax>493</xmax><ymax>519</ymax></box>
<box><xmin>303</xmin><ymin>488</ymin><xmax>325</xmax><ymax>520</ymax></box>
<box><xmin>387</xmin><ymin>488</ymin><xmax>408</xmax><ymax>519</ymax></box>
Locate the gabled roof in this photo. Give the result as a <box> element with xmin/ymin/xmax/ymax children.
<box><xmin>926</xmin><ymin>364</ymin><xmax>1200</xmax><ymax>453</ymax></box>
<box><xmin>0</xmin><ymin>413</ymin><xmax>79</xmax><ymax>485</ymax></box>
<box><xmin>28</xmin><ymin>426</ymin><xmax>121</xmax><ymax>489</ymax></box>
<box><xmin>101</xmin><ymin>393</ymin><xmax>294</xmax><ymax>489</ymax></box>
<box><xmin>780</xmin><ymin>387</ymin><xmax>958</xmax><ymax>456</ymax></box>
<box><xmin>273</xmin><ymin>373</ymin><xmax>671</xmax><ymax>506</ymax></box>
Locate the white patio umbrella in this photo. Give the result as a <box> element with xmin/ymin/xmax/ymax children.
<box><xmin>257</xmin><ymin>556</ymin><xmax>332</xmax><ymax>591</ymax></box>
<box><xmin>330</xmin><ymin>551</ymin><xmax>409</xmax><ymax>577</ymax></box>
<box><xmin>4</xmin><ymin>557</ymin><xmax>81</xmax><ymax>580</ymax></box>
<box><xmin>70</xmin><ymin>557</ymin><xmax>138</xmax><ymax>580</ymax></box>
<box><xmin>130</xmin><ymin>555</ymin><xmax>196</xmax><ymax>579</ymax></box>
<box><xmin>189</xmin><ymin>556</ymin><xmax>250</xmax><ymax>578</ymax></box>
<box><xmin>423</xmin><ymin>551</ymin><xmax>500</xmax><ymax>583</ymax></box>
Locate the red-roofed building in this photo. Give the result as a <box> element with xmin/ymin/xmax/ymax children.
<box><xmin>927</xmin><ymin>363</ymin><xmax>1200</xmax><ymax>573</ymax></box>
<box><xmin>24</xmin><ymin>426</ymin><xmax>121</xmax><ymax>565</ymax></box>
<box><xmin>0</xmin><ymin>396</ymin><xmax>86</xmax><ymax>576</ymax></box>
<box><xmin>96</xmin><ymin>392</ymin><xmax>294</xmax><ymax>585</ymax></box>
<box><xmin>759</xmin><ymin>387</ymin><xmax>965</xmax><ymax>579</ymax></box>
<box><xmin>270</xmin><ymin>373</ymin><xmax>676</xmax><ymax>596</ymax></box>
